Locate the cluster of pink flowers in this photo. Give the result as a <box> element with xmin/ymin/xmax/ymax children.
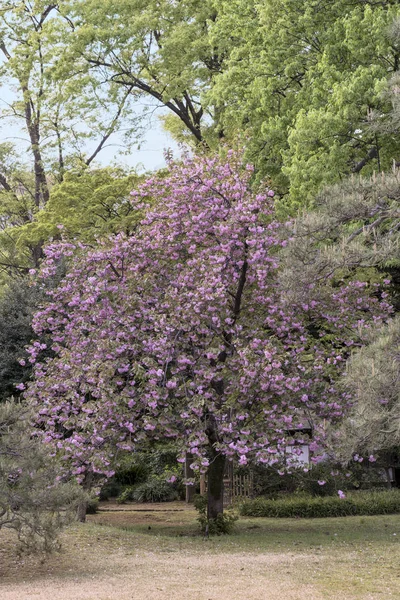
<box><xmin>23</xmin><ymin>151</ymin><xmax>391</xmax><ymax>482</ymax></box>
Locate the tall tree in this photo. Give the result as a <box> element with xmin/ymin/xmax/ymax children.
<box><xmin>336</xmin><ymin>315</ymin><xmax>400</xmax><ymax>467</ymax></box>
<box><xmin>209</xmin><ymin>1</ymin><xmax>400</xmax><ymax>209</ymax></box>
<box><xmin>0</xmin><ymin>0</ymin><xmax>141</xmax><ymax>274</ymax></box>
<box><xmin>0</xmin><ymin>1</ymin><xmax>137</xmax><ymax>195</ymax></box>
<box><xmin>0</xmin><ymin>278</ymin><xmax>45</xmax><ymax>401</ymax></box>
<box><xmin>15</xmin><ymin>167</ymin><xmax>142</xmax><ymax>250</ymax></box>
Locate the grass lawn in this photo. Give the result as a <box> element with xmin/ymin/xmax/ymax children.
<box><xmin>1</xmin><ymin>501</ymin><xmax>400</xmax><ymax>599</ymax></box>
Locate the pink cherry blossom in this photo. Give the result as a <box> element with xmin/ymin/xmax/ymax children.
<box><xmin>22</xmin><ymin>151</ymin><xmax>391</xmax><ymax>483</ymax></box>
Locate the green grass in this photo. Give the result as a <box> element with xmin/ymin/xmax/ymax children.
<box><xmin>3</xmin><ymin>503</ymin><xmax>400</xmax><ymax>598</ymax></box>
<box><xmin>87</xmin><ymin>504</ymin><xmax>400</xmax><ymax>598</ymax></box>
<box><xmin>90</xmin><ymin>503</ymin><xmax>400</xmax><ymax>552</ymax></box>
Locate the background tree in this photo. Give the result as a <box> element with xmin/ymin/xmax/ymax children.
<box><xmin>280</xmin><ymin>171</ymin><xmax>399</xmax><ymax>289</ymax></box>
<box><xmin>209</xmin><ymin>1</ymin><xmax>400</xmax><ymax>209</ymax></box>
<box><xmin>336</xmin><ymin>316</ymin><xmax>400</xmax><ymax>471</ymax></box>
<box><xmin>3</xmin><ymin>1</ymin><xmax>399</xmax><ymax>218</ymax></box>
<box><xmin>0</xmin><ymin>278</ymin><xmax>46</xmax><ymax>401</ymax></box>
<box><xmin>276</xmin><ymin>56</ymin><xmax>400</xmax><ymax>315</ymax></box>
<box><xmin>24</xmin><ymin>152</ymin><xmax>389</xmax><ymax>524</ymax></box>
<box><xmin>0</xmin><ymin>1</ymin><xmax>138</xmax><ymax>195</ymax></box>
<box><xmin>0</xmin><ymin>1</ymin><xmax>141</xmax><ymax>274</ymax></box>
<box><xmin>15</xmin><ymin>167</ymin><xmax>142</xmax><ymax>252</ymax></box>
<box><xmin>275</xmin><ymin>68</ymin><xmax>400</xmax><ymax>474</ymax></box>
<box><xmin>0</xmin><ymin>163</ymin><xmax>142</xmax><ymax>280</ymax></box>
<box><xmin>60</xmin><ymin>0</ymin><xmax>224</xmax><ymax>146</ymax></box>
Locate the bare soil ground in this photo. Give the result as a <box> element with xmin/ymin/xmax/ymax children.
<box><xmin>1</xmin><ymin>502</ymin><xmax>399</xmax><ymax>600</ymax></box>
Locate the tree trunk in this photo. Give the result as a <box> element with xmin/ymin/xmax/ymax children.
<box><xmin>77</xmin><ymin>471</ymin><xmax>93</xmax><ymax>523</ymax></box>
<box><xmin>207</xmin><ymin>448</ymin><xmax>226</xmax><ymax>521</ymax></box>
<box><xmin>200</xmin><ymin>473</ymin><xmax>206</xmax><ymax>496</ymax></box>
<box><xmin>77</xmin><ymin>498</ymin><xmax>88</xmax><ymax>523</ymax></box>
<box><xmin>23</xmin><ymin>86</ymin><xmax>50</xmax><ymax>207</ymax></box>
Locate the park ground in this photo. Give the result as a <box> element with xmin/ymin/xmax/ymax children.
<box><xmin>1</xmin><ymin>502</ymin><xmax>400</xmax><ymax>600</ymax></box>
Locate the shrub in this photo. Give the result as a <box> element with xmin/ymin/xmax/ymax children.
<box><xmin>116</xmin><ymin>486</ymin><xmax>135</xmax><ymax>504</ymax></box>
<box><xmin>132</xmin><ymin>476</ymin><xmax>178</xmax><ymax>503</ymax></box>
<box><xmin>239</xmin><ymin>490</ymin><xmax>400</xmax><ymax>519</ymax></box>
<box><xmin>116</xmin><ymin>475</ymin><xmax>178</xmax><ymax>504</ymax></box>
<box><xmin>248</xmin><ymin>460</ymin><xmax>388</xmax><ymax>499</ymax></box>
<box><xmin>99</xmin><ymin>480</ymin><xmax>124</xmax><ymax>500</ymax></box>
<box><xmin>102</xmin><ymin>444</ymin><xmax>184</xmax><ymax>501</ymax></box>
<box><xmin>114</xmin><ymin>454</ymin><xmax>149</xmax><ymax>486</ymax></box>
<box><xmin>0</xmin><ymin>400</ymin><xmax>83</xmax><ymax>552</ymax></box>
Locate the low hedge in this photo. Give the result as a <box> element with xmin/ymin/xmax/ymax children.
<box><xmin>239</xmin><ymin>490</ymin><xmax>400</xmax><ymax>519</ymax></box>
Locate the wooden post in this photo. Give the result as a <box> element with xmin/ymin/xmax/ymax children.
<box><xmin>200</xmin><ymin>473</ymin><xmax>206</xmax><ymax>496</ymax></box>
<box><xmin>185</xmin><ymin>453</ymin><xmax>195</xmax><ymax>503</ymax></box>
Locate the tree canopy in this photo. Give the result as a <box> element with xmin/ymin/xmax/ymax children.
<box><xmin>24</xmin><ymin>152</ymin><xmax>390</xmax><ymax>518</ymax></box>
<box><xmin>209</xmin><ymin>0</ymin><xmax>400</xmax><ymax>209</ymax></box>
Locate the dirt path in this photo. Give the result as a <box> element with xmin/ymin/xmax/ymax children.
<box><xmin>1</xmin><ymin>549</ymin><xmax>324</xmax><ymax>600</ymax></box>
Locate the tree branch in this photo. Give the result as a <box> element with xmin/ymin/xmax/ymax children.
<box><xmin>85</xmin><ymin>86</ymin><xmax>133</xmax><ymax>166</ymax></box>
<box><xmin>346</xmin><ymin>215</ymin><xmax>387</xmax><ymax>243</ymax></box>
<box><xmin>87</xmin><ymin>57</ymin><xmax>204</xmax><ymax>142</ymax></box>
<box><xmin>0</xmin><ymin>173</ymin><xmax>12</xmax><ymax>193</ymax></box>
<box><xmin>352</xmin><ymin>146</ymin><xmax>378</xmax><ymax>173</ymax></box>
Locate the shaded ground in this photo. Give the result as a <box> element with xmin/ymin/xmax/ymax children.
<box><xmin>1</xmin><ymin>502</ymin><xmax>400</xmax><ymax>599</ymax></box>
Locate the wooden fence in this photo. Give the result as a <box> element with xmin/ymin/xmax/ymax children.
<box><xmin>197</xmin><ymin>464</ymin><xmax>254</xmax><ymax>507</ymax></box>
<box><xmin>223</xmin><ymin>471</ymin><xmax>254</xmax><ymax>507</ymax></box>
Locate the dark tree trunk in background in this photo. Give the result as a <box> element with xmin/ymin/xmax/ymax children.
<box><xmin>77</xmin><ymin>498</ymin><xmax>88</xmax><ymax>523</ymax></box>
<box><xmin>77</xmin><ymin>471</ymin><xmax>93</xmax><ymax>523</ymax></box>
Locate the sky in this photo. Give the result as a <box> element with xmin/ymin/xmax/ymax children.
<box><xmin>93</xmin><ymin>116</ymin><xmax>181</xmax><ymax>173</ymax></box>
<box><xmin>0</xmin><ymin>85</ymin><xmax>181</xmax><ymax>173</ymax></box>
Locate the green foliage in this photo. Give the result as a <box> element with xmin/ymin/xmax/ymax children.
<box><xmin>115</xmin><ymin>487</ymin><xmax>135</xmax><ymax>504</ymax></box>
<box><xmin>2</xmin><ymin>0</ymin><xmax>399</xmax><ymax>220</ymax></box>
<box><xmin>210</xmin><ymin>0</ymin><xmax>400</xmax><ymax>209</ymax></box>
<box><xmin>86</xmin><ymin>496</ymin><xmax>100</xmax><ymax>514</ymax></box>
<box><xmin>194</xmin><ymin>494</ymin><xmax>238</xmax><ymax>535</ymax></box>
<box><xmin>122</xmin><ymin>476</ymin><xmax>179</xmax><ymax>504</ymax></box>
<box><xmin>0</xmin><ymin>399</ymin><xmax>83</xmax><ymax>552</ymax></box>
<box><xmin>240</xmin><ymin>490</ymin><xmax>400</xmax><ymax>519</ymax></box>
<box><xmin>0</xmin><ymin>2</ymin><xmax>138</xmax><ymax>186</ymax></box>
<box><xmin>251</xmin><ymin>464</ymin><xmax>348</xmax><ymax>499</ymax></box>
<box><xmin>99</xmin><ymin>481</ymin><xmax>124</xmax><ymax>501</ymax></box>
<box><xmin>18</xmin><ymin>168</ymin><xmax>142</xmax><ymax>247</ymax></box>
<box><xmin>245</xmin><ymin>461</ymin><xmax>385</xmax><ymax>502</ymax></box>
<box><xmin>0</xmin><ymin>166</ymin><xmax>143</xmax><ymax>279</ymax></box>
<box><xmin>338</xmin><ymin>315</ymin><xmax>400</xmax><ymax>462</ymax></box>
<box><xmin>0</xmin><ymin>3</ymin><xmax>141</xmax><ymax>279</ymax></box>
<box><xmin>114</xmin><ymin>446</ymin><xmax>181</xmax><ymax>484</ymax></box>
<box><xmin>114</xmin><ymin>456</ymin><xmax>149</xmax><ymax>487</ymax></box>
<box><xmin>0</xmin><ymin>278</ymin><xmax>45</xmax><ymax>401</ymax></box>
<box><xmin>113</xmin><ymin>445</ymin><xmax>183</xmax><ymax>503</ymax></box>
<box><xmin>279</xmin><ymin>167</ymin><xmax>400</xmax><ymax>314</ymax></box>
<box><xmin>60</xmin><ymin>0</ymin><xmax>220</xmax><ymax>146</ymax></box>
